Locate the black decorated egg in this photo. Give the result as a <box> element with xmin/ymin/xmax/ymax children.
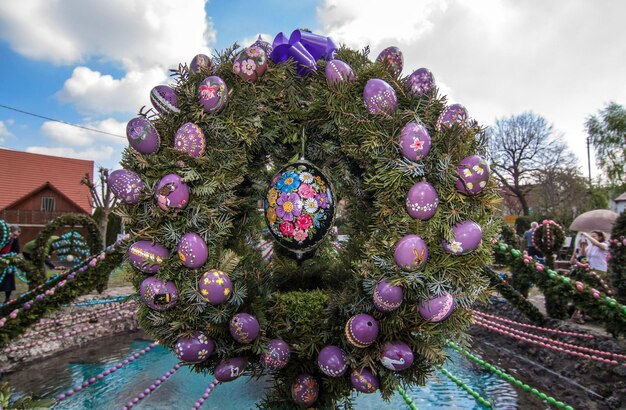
<box><xmin>376</xmin><ymin>46</ymin><xmax>403</xmax><ymax>77</ymax></box>
<box><xmin>264</xmin><ymin>161</ymin><xmax>335</xmax><ymax>255</ymax></box>
<box><xmin>190</xmin><ymin>54</ymin><xmax>211</xmax><ymax>74</ymax></box>
<box><xmin>108</xmin><ymin>169</ymin><xmax>144</xmax><ymax>204</ymax></box>
<box><xmin>126</xmin><ymin>116</ymin><xmax>160</xmax><ymax>154</ymax></box>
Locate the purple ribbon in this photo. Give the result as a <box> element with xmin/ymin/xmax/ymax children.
<box><xmin>270</xmin><ymin>30</ymin><xmax>337</xmax><ymax>76</ymax></box>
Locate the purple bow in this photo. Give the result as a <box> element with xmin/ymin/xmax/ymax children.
<box><xmin>270</xmin><ymin>30</ymin><xmax>337</xmax><ymax>76</ymax></box>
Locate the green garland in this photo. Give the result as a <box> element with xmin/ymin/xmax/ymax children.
<box><xmin>495</xmin><ymin>242</ymin><xmax>626</xmax><ymax>335</ymax></box>
<box><xmin>31</xmin><ymin>214</ymin><xmax>102</xmax><ymax>288</ymax></box>
<box><xmin>447</xmin><ymin>341</ymin><xmax>573</xmax><ymax>410</ymax></box>
<box><xmin>436</xmin><ymin>366</ymin><xmax>492</xmax><ymax>408</ymax></box>
<box><xmin>0</xmin><ymin>248</ymin><xmax>124</xmax><ymax>346</ymax></box>
<box><xmin>118</xmin><ymin>34</ymin><xmax>499</xmax><ymax>408</ymax></box>
<box><xmin>609</xmin><ymin>210</ymin><xmax>626</xmax><ymax>305</ymax></box>
<box><xmin>483</xmin><ymin>265</ymin><xmax>545</xmax><ymax>325</ymax></box>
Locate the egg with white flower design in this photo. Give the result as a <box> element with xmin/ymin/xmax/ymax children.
<box><xmin>175</xmin><ymin>332</ymin><xmax>214</xmax><ymax>363</ymax></box>
<box><xmin>233</xmin><ymin>46</ymin><xmax>268</xmax><ymax>82</ymax></box>
<box><xmin>442</xmin><ymin>220</ymin><xmax>482</xmax><ymax>255</ymax></box>
<box><xmin>455</xmin><ymin>155</ymin><xmax>490</xmax><ymax>195</ymax></box>
<box><xmin>264</xmin><ymin>161</ymin><xmax>335</xmax><ymax>255</ymax></box>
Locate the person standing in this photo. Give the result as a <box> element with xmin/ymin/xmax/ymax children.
<box><xmin>523</xmin><ymin>221</ymin><xmax>543</xmax><ymax>258</ymax></box>
<box><xmin>580</xmin><ymin>231</ymin><xmax>609</xmax><ymax>273</ymax></box>
<box><xmin>0</xmin><ymin>225</ymin><xmax>21</xmax><ymax>302</ymax></box>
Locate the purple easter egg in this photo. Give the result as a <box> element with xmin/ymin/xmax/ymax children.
<box><xmin>380</xmin><ymin>341</ymin><xmax>414</xmax><ymax>371</ymax></box>
<box><xmin>406</xmin><ymin>181</ymin><xmax>439</xmax><ymax>220</ymax></box>
<box><xmin>233</xmin><ymin>46</ymin><xmax>268</xmax><ymax>82</ymax></box>
<box><xmin>407</xmin><ymin>68</ymin><xmax>435</xmax><ymax>97</ymax></box>
<box><xmin>126</xmin><ymin>116</ymin><xmax>160</xmax><ymax>154</ymax></box>
<box><xmin>198</xmin><ymin>269</ymin><xmax>232</xmax><ymax>305</ymax></box>
<box><xmin>150</xmin><ymin>85</ymin><xmax>180</xmax><ymax>116</ymax></box>
<box><xmin>174</xmin><ymin>123</ymin><xmax>206</xmax><ymax>158</ymax></box>
<box><xmin>345</xmin><ymin>313</ymin><xmax>379</xmax><ymax>348</ymax></box>
<box><xmin>198</xmin><ymin>76</ymin><xmax>228</xmax><ymax>113</ymax></box>
<box><xmin>190</xmin><ymin>54</ymin><xmax>211</xmax><ymax>74</ymax></box>
<box><xmin>229</xmin><ymin>313</ymin><xmax>260</xmax><ymax>344</ymax></box>
<box><xmin>317</xmin><ymin>345</ymin><xmax>347</xmax><ymax>377</ymax></box>
<box><xmin>373</xmin><ymin>280</ymin><xmax>403</xmax><ymax>312</ymax></box>
<box><xmin>436</xmin><ymin>103</ymin><xmax>469</xmax><ymax>131</ymax></box>
<box><xmin>394</xmin><ymin>234</ymin><xmax>429</xmax><ymax>270</ymax></box>
<box><xmin>214</xmin><ymin>357</ymin><xmax>248</xmax><ymax>382</ymax></box>
<box><xmin>325</xmin><ymin>59</ymin><xmax>355</xmax><ymax>85</ymax></box>
<box><xmin>418</xmin><ymin>292</ymin><xmax>456</xmax><ymax>322</ymax></box>
<box><xmin>175</xmin><ymin>332</ymin><xmax>214</xmax><ymax>363</ymax></box>
<box><xmin>177</xmin><ymin>233</ymin><xmax>208</xmax><ymax>269</ymax></box>
<box><xmin>376</xmin><ymin>46</ymin><xmax>403</xmax><ymax>77</ymax></box>
<box><xmin>156</xmin><ymin>174</ymin><xmax>189</xmax><ymax>211</ymax></box>
<box><xmin>139</xmin><ymin>276</ymin><xmax>178</xmax><ymax>311</ymax></box>
<box><xmin>291</xmin><ymin>374</ymin><xmax>319</xmax><ymax>406</ymax></box>
<box><xmin>109</xmin><ymin>169</ymin><xmax>145</xmax><ymax>204</ymax></box>
<box><xmin>399</xmin><ymin>122</ymin><xmax>431</xmax><ymax>162</ymax></box>
<box><xmin>261</xmin><ymin>339</ymin><xmax>290</xmax><ymax>371</ymax></box>
<box><xmin>442</xmin><ymin>220</ymin><xmax>482</xmax><ymax>255</ymax></box>
<box><xmin>455</xmin><ymin>155</ymin><xmax>490</xmax><ymax>195</ymax></box>
<box><xmin>351</xmin><ymin>368</ymin><xmax>379</xmax><ymax>393</ymax></box>
<box><xmin>363</xmin><ymin>79</ymin><xmax>397</xmax><ymax>115</ymax></box>
<box><xmin>128</xmin><ymin>240</ymin><xmax>169</xmax><ymax>274</ymax></box>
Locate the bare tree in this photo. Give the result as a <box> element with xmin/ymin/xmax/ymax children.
<box><xmin>81</xmin><ymin>167</ymin><xmax>118</xmax><ymax>246</ymax></box>
<box><xmin>488</xmin><ymin>112</ymin><xmax>578</xmax><ymax>215</ymax></box>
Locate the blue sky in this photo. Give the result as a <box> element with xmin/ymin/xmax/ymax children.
<box><xmin>0</xmin><ymin>0</ymin><xmax>625</xmax><ymax>178</ymax></box>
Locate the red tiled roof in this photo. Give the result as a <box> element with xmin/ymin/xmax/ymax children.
<box><xmin>0</xmin><ymin>148</ymin><xmax>93</xmax><ymax>213</ymax></box>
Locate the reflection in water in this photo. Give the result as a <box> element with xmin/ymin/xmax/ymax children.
<box><xmin>5</xmin><ymin>333</ymin><xmax>518</xmax><ymax>409</ymax></box>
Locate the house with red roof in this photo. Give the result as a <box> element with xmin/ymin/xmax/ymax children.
<box><xmin>0</xmin><ymin>148</ymin><xmax>93</xmax><ymax>244</ymax></box>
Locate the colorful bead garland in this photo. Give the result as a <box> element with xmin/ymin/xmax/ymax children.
<box><xmin>447</xmin><ymin>341</ymin><xmax>574</xmax><ymax>410</ymax></box>
<box><xmin>192</xmin><ymin>379</ymin><xmax>220</xmax><ymax>409</ymax></box>
<box><xmin>122</xmin><ymin>363</ymin><xmax>181</xmax><ymax>410</ymax></box>
<box><xmin>437</xmin><ymin>366</ymin><xmax>492</xmax><ymax>408</ymax></box>
<box><xmin>396</xmin><ymin>386</ymin><xmax>419</xmax><ymax>410</ymax></box>
<box><xmin>473</xmin><ymin>310</ymin><xmax>593</xmax><ymax>339</ymax></box>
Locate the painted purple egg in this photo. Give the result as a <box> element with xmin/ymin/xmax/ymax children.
<box><xmin>399</xmin><ymin>122</ymin><xmax>431</xmax><ymax>162</ymax></box>
<box><xmin>261</xmin><ymin>339</ymin><xmax>290</xmax><ymax>371</ymax></box>
<box><xmin>291</xmin><ymin>374</ymin><xmax>319</xmax><ymax>406</ymax></box>
<box><xmin>418</xmin><ymin>292</ymin><xmax>456</xmax><ymax>322</ymax></box>
<box><xmin>139</xmin><ymin>276</ymin><xmax>178</xmax><ymax>311</ymax></box>
<box><xmin>376</xmin><ymin>46</ymin><xmax>403</xmax><ymax>77</ymax></box>
<box><xmin>190</xmin><ymin>54</ymin><xmax>211</xmax><ymax>74</ymax></box>
<box><xmin>156</xmin><ymin>174</ymin><xmax>189</xmax><ymax>211</ymax></box>
<box><xmin>229</xmin><ymin>313</ymin><xmax>260</xmax><ymax>344</ymax></box>
<box><xmin>394</xmin><ymin>234</ymin><xmax>429</xmax><ymax>271</ymax></box>
<box><xmin>198</xmin><ymin>269</ymin><xmax>232</xmax><ymax>305</ymax></box>
<box><xmin>150</xmin><ymin>85</ymin><xmax>180</xmax><ymax>116</ymax></box>
<box><xmin>345</xmin><ymin>313</ymin><xmax>379</xmax><ymax>348</ymax></box>
<box><xmin>174</xmin><ymin>123</ymin><xmax>206</xmax><ymax>158</ymax></box>
<box><xmin>128</xmin><ymin>240</ymin><xmax>169</xmax><ymax>274</ymax></box>
<box><xmin>380</xmin><ymin>341</ymin><xmax>414</xmax><ymax>371</ymax></box>
<box><xmin>233</xmin><ymin>46</ymin><xmax>268</xmax><ymax>82</ymax></box>
<box><xmin>436</xmin><ymin>103</ymin><xmax>469</xmax><ymax>131</ymax></box>
<box><xmin>214</xmin><ymin>357</ymin><xmax>248</xmax><ymax>382</ymax></box>
<box><xmin>406</xmin><ymin>181</ymin><xmax>439</xmax><ymax>220</ymax></box>
<box><xmin>373</xmin><ymin>280</ymin><xmax>403</xmax><ymax>312</ymax></box>
<box><xmin>175</xmin><ymin>332</ymin><xmax>214</xmax><ymax>363</ymax></box>
<box><xmin>351</xmin><ymin>368</ymin><xmax>379</xmax><ymax>393</ymax></box>
<box><xmin>109</xmin><ymin>169</ymin><xmax>144</xmax><ymax>204</ymax></box>
<box><xmin>442</xmin><ymin>220</ymin><xmax>482</xmax><ymax>255</ymax></box>
<box><xmin>177</xmin><ymin>232</ymin><xmax>208</xmax><ymax>269</ymax></box>
<box><xmin>455</xmin><ymin>155</ymin><xmax>490</xmax><ymax>196</ymax></box>
<box><xmin>407</xmin><ymin>68</ymin><xmax>435</xmax><ymax>97</ymax></box>
<box><xmin>317</xmin><ymin>345</ymin><xmax>347</xmax><ymax>377</ymax></box>
<box><xmin>325</xmin><ymin>59</ymin><xmax>355</xmax><ymax>85</ymax></box>
<box><xmin>363</xmin><ymin>79</ymin><xmax>397</xmax><ymax>115</ymax></box>
<box><xmin>126</xmin><ymin>116</ymin><xmax>160</xmax><ymax>154</ymax></box>
<box><xmin>198</xmin><ymin>76</ymin><xmax>228</xmax><ymax>113</ymax></box>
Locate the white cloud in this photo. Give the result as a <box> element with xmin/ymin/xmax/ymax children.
<box><xmin>26</xmin><ymin>145</ymin><xmax>116</xmax><ymax>162</ymax></box>
<box><xmin>0</xmin><ymin>121</ymin><xmax>13</xmax><ymax>143</ymax></box>
<box><xmin>316</xmin><ymin>0</ymin><xmax>626</xmax><ymax>177</ymax></box>
<box><xmin>41</xmin><ymin>118</ymin><xmax>127</xmax><ymax>146</ymax></box>
<box><xmin>0</xmin><ymin>0</ymin><xmax>215</xmax><ymax>115</ymax></box>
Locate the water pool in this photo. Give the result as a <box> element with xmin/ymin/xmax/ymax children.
<box><xmin>6</xmin><ymin>332</ymin><xmax>520</xmax><ymax>409</ymax></box>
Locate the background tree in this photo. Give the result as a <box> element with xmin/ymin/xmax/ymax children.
<box><xmin>488</xmin><ymin>112</ymin><xmax>578</xmax><ymax>215</ymax></box>
<box><xmin>585</xmin><ymin>102</ymin><xmax>626</xmax><ymax>186</ymax></box>
<box><xmin>80</xmin><ymin>167</ymin><xmax>118</xmax><ymax>247</ymax></box>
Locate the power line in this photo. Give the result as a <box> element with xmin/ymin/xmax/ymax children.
<box><xmin>0</xmin><ymin>103</ymin><xmax>126</xmax><ymax>139</ymax></box>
